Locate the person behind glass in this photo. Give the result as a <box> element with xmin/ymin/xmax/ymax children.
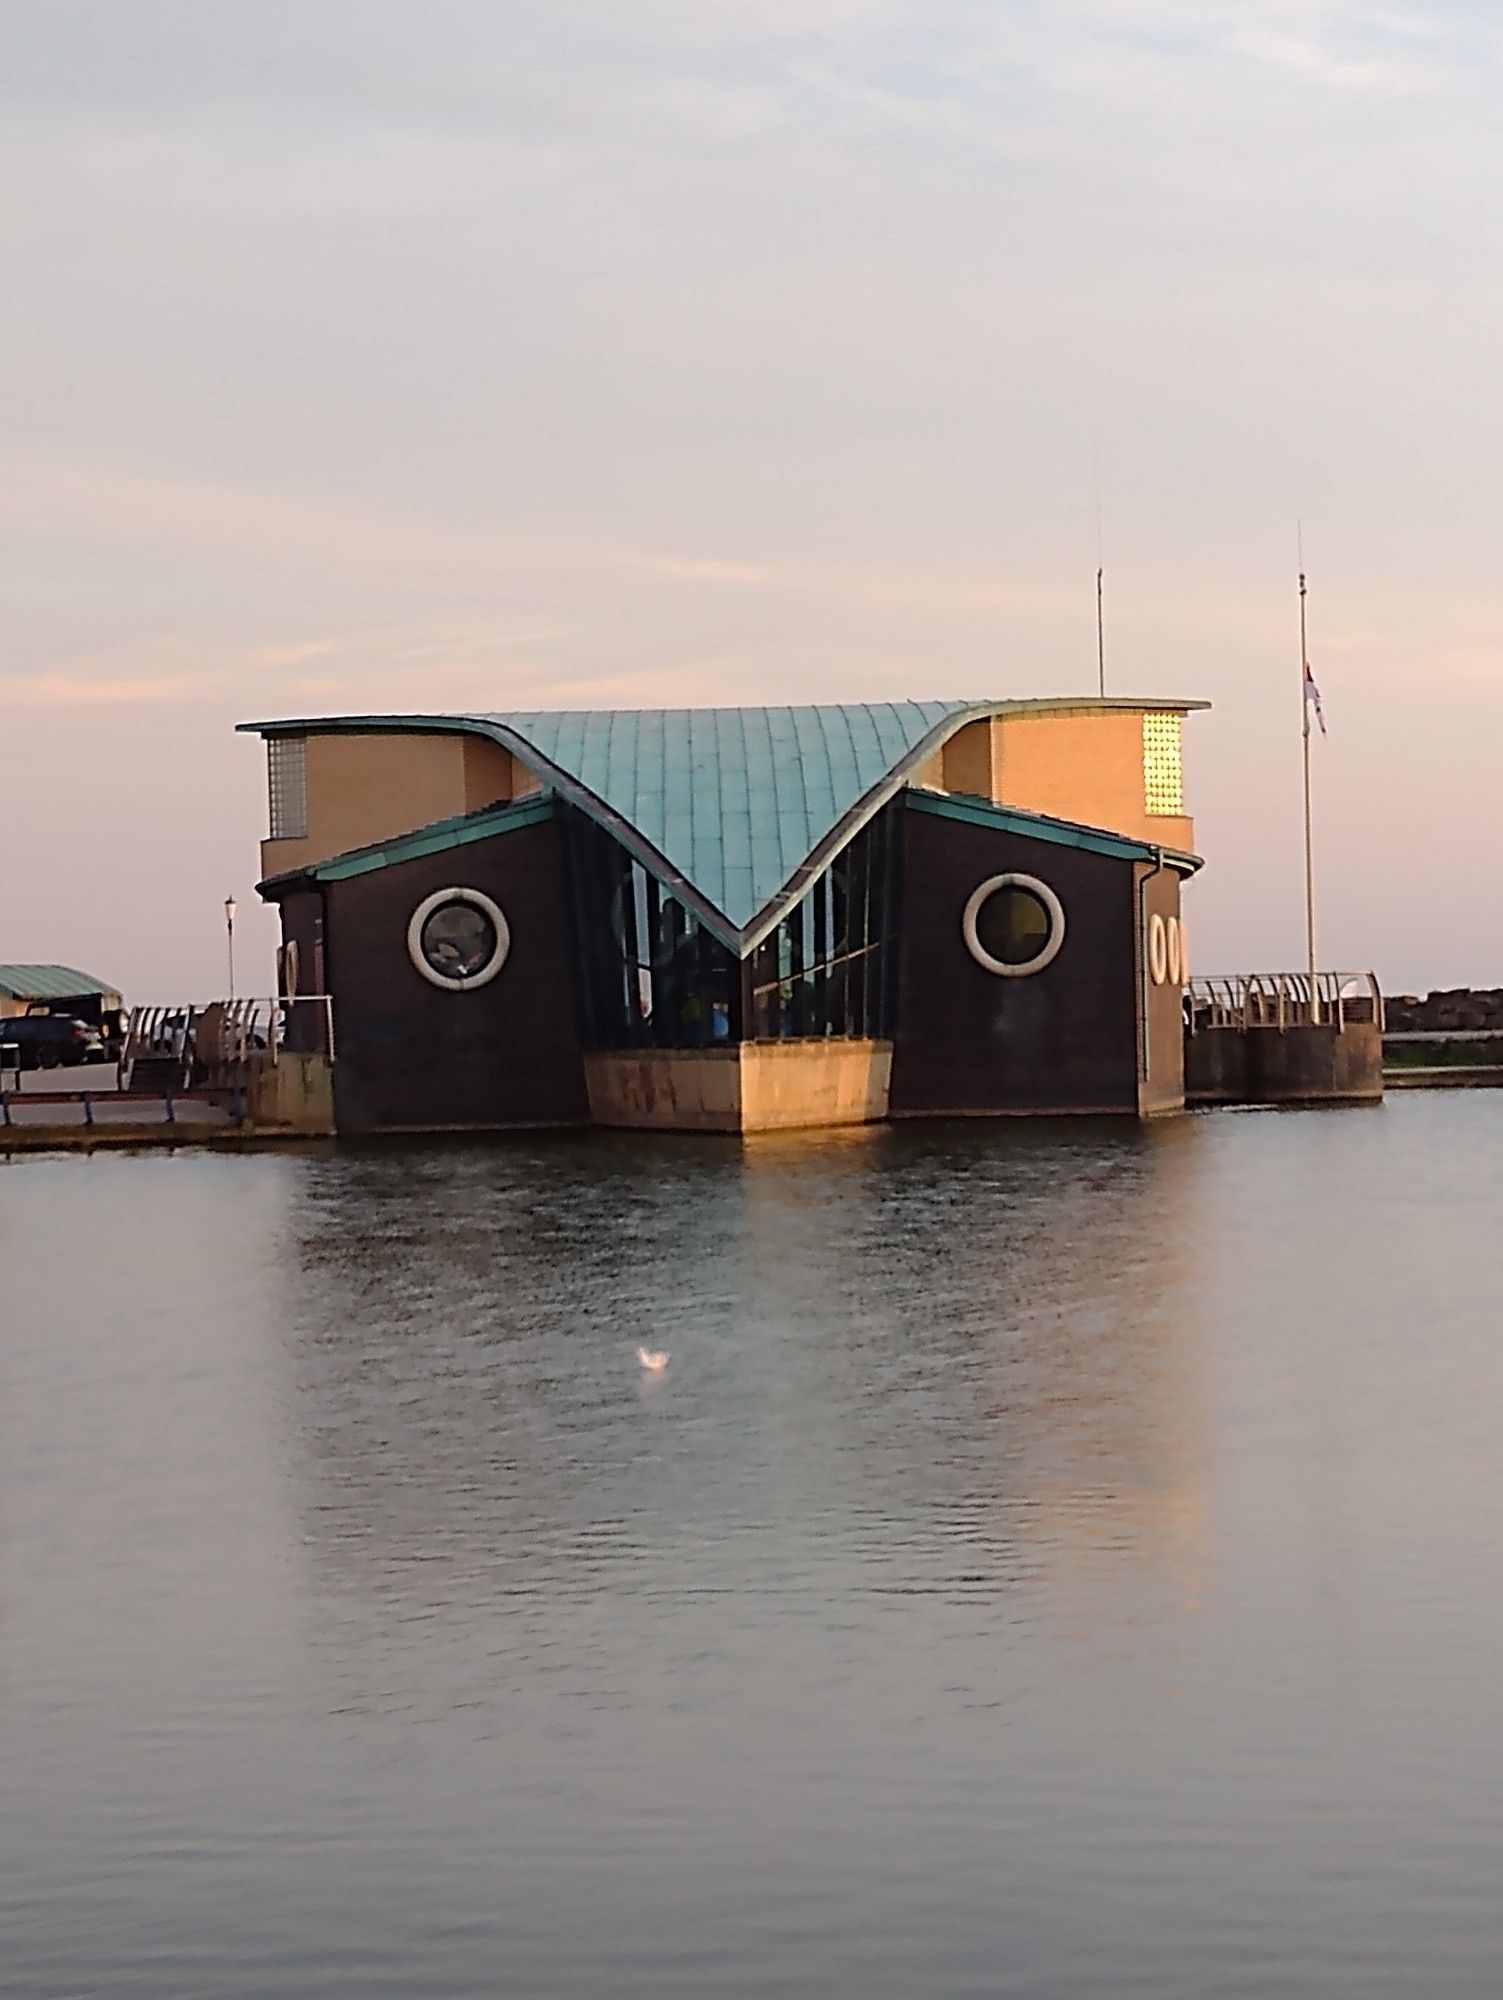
<box><xmin>678</xmin><ymin>989</ymin><xmax>733</xmax><ymax>1043</ymax></box>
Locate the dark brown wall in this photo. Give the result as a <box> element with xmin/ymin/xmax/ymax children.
<box><xmin>278</xmin><ymin>818</ymin><xmax>589</xmax><ymax>1133</ymax></box>
<box><xmin>275</xmin><ymin>888</ymin><xmax>328</xmax><ymax>1053</ymax></box>
<box><xmin>889</xmin><ymin>806</ymin><xmax>1142</xmax><ymax>1116</ymax></box>
<box><xmin>1139</xmin><ymin>862</ymin><xmax>1186</xmax><ymax>1116</ymax></box>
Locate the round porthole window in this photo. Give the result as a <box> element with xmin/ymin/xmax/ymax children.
<box><xmin>962</xmin><ymin>873</ymin><xmax>1067</xmax><ymax>977</ymax></box>
<box><xmin>407</xmin><ymin>887</ymin><xmax>511</xmax><ymax>991</ymax></box>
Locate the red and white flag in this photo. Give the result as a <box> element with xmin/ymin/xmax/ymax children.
<box><xmin>1303</xmin><ymin>659</ymin><xmax>1327</xmax><ymax>736</ymax></box>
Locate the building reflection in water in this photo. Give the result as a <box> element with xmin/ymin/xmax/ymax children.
<box><xmin>735</xmin><ymin>1119</ymin><xmax>1210</xmax><ymax>1619</ymax></box>
<box><xmin>273</xmin><ymin>1122</ymin><xmax>1211</xmax><ymax>1700</ymax></box>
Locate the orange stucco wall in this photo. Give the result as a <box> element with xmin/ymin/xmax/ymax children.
<box><xmin>992</xmin><ymin>712</ymin><xmax>1194</xmax><ymax>851</ymax></box>
<box><xmin>261</xmin><ymin>730</ymin><xmax>521</xmax><ymax>877</ymax></box>
<box><xmin>911</xmin><ymin>709</ymin><xmax>1194</xmax><ymax>851</ymax></box>
<box><xmin>940</xmin><ymin>718</ymin><xmax>994</xmax><ymax>798</ymax></box>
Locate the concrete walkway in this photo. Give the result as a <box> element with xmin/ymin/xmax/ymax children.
<box><xmin>8</xmin><ymin>1060</ymin><xmax>123</xmax><ymax>1094</ymax></box>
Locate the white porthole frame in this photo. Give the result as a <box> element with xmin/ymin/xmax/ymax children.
<box><xmin>1166</xmin><ymin>915</ymin><xmax>1184</xmax><ymax>987</ymax></box>
<box><xmin>1148</xmin><ymin>912</ymin><xmax>1169</xmax><ymax>987</ymax></box>
<box><xmin>962</xmin><ymin>872</ymin><xmax>1067</xmax><ymax>978</ymax></box>
<box><xmin>407</xmin><ymin>886</ymin><xmax>511</xmax><ymax>992</ymax></box>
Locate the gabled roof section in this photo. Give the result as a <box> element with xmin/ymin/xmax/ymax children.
<box><xmin>0</xmin><ymin>963</ymin><xmax>120</xmax><ymax>1000</ymax></box>
<box><xmin>240</xmin><ymin>698</ymin><xmax>1207</xmax><ymax>952</ymax></box>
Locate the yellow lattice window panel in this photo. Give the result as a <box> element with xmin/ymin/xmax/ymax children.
<box><xmin>1142</xmin><ymin>712</ymin><xmax>1183</xmax><ymax>816</ymax></box>
<box><xmin>268</xmin><ymin>735</ymin><xmax>308</xmax><ymax>840</ymax></box>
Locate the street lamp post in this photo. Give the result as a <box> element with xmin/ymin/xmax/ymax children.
<box><xmin>225</xmin><ymin>895</ymin><xmax>237</xmax><ymax>1003</ymax></box>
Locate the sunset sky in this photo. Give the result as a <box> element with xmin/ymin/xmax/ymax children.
<box><xmin>5</xmin><ymin>0</ymin><xmax>1499</xmax><ymax>999</ymax></box>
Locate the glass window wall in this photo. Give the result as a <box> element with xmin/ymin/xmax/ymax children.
<box><xmin>745</xmin><ymin>806</ymin><xmax>898</xmax><ymax>1041</ymax></box>
<box><xmin>562</xmin><ymin>803</ymin><xmax>899</xmax><ymax>1048</ymax></box>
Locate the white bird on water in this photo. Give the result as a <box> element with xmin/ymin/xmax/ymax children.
<box><xmin>635</xmin><ymin>1345</ymin><xmax>670</xmax><ymax>1373</ymax></box>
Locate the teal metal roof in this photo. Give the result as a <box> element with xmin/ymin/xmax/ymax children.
<box><xmin>0</xmin><ymin>964</ymin><xmax>119</xmax><ymax>1000</ymax></box>
<box><xmin>261</xmin><ymin>795</ymin><xmax>555</xmax><ymax>888</ymax></box>
<box><xmin>474</xmin><ymin>701</ymin><xmax>971</xmax><ymax>937</ymax></box>
<box><xmin>242</xmin><ymin>697</ymin><xmax>1206</xmax><ymax>951</ymax></box>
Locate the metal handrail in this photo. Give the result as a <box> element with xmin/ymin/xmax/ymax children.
<box><xmin>121</xmin><ymin>995</ymin><xmax>336</xmax><ymax>1087</ymax></box>
<box><xmin>1186</xmin><ymin>971</ymin><xmax>1383</xmax><ymax>1033</ymax></box>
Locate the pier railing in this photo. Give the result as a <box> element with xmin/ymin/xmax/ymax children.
<box><xmin>2</xmin><ymin>997</ymin><xmax>337</xmax><ymax>1142</ymax></box>
<box><xmin>1186</xmin><ymin>972</ymin><xmax>1383</xmax><ymax>1034</ymax></box>
<box><xmin>121</xmin><ymin>995</ymin><xmax>335</xmax><ymax>1091</ymax></box>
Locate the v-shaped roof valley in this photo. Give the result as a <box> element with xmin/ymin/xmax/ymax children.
<box><xmin>243</xmin><ymin>697</ymin><xmax>1206</xmax><ymax>952</ymax></box>
<box><xmin>473</xmin><ymin>701</ymin><xmax>969</xmax><ymax>940</ymax></box>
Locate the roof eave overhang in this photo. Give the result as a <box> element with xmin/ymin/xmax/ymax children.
<box><xmin>256</xmin><ymin>794</ymin><xmax>556</xmax><ymax>896</ymax></box>
<box><xmin>905</xmin><ymin>787</ymin><xmax>1203</xmax><ymax>872</ymax></box>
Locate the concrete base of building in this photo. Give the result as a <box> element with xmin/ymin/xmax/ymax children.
<box><xmin>249</xmin><ymin>1053</ymin><xmax>337</xmax><ymax>1134</ymax></box>
<box><xmin>584</xmin><ymin>1041</ymin><xmax>893</xmax><ymax>1134</ymax></box>
<box><xmin>1186</xmin><ymin>1022</ymin><xmax>1384</xmax><ymax>1106</ymax></box>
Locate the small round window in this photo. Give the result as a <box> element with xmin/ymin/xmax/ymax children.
<box><xmin>962</xmin><ymin>873</ymin><xmax>1066</xmax><ymax>977</ymax></box>
<box><xmin>407</xmin><ymin>887</ymin><xmax>511</xmax><ymax>991</ymax></box>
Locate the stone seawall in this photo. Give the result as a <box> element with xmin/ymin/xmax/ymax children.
<box><xmin>1387</xmin><ymin>988</ymin><xmax>1503</xmax><ymax>1033</ymax></box>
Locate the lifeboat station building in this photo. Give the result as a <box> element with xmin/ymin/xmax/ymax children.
<box><xmin>241</xmin><ymin>699</ymin><xmax>1205</xmax><ymax>1135</ymax></box>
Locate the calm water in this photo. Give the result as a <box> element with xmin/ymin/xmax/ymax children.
<box><xmin>2</xmin><ymin>1097</ymin><xmax>1501</xmax><ymax>1997</ymax></box>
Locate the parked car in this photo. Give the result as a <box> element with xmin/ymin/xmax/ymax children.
<box><xmin>0</xmin><ymin>1015</ymin><xmax>106</xmax><ymax>1071</ymax></box>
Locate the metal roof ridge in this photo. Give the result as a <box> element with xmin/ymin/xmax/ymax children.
<box><xmin>234</xmin><ymin>693</ymin><xmax>1211</xmax><ymax>735</ymax></box>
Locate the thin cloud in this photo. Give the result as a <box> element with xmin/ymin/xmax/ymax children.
<box><xmin>1228</xmin><ymin>27</ymin><xmax>1450</xmax><ymax>97</ymax></box>
<box><xmin>0</xmin><ymin>450</ymin><xmax>1076</xmax><ymax>619</ymax></box>
<box><xmin>0</xmin><ymin>670</ymin><xmax>232</xmax><ymax>708</ymax></box>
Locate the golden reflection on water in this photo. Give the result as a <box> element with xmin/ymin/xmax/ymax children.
<box><xmin>744</xmin><ymin>1119</ymin><xmax>1210</xmax><ymax>1615</ymax></box>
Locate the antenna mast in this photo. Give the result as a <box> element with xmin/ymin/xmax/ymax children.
<box><xmin>1094</xmin><ymin>443</ymin><xmax>1105</xmax><ymax>697</ymax></box>
<box><xmin>1096</xmin><ymin>566</ymin><xmax>1105</xmax><ymax>699</ymax></box>
<box><xmin>1298</xmin><ymin>526</ymin><xmax>1319</xmax><ymax>1018</ymax></box>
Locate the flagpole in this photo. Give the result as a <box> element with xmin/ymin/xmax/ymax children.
<box><xmin>1299</xmin><ymin>546</ymin><xmax>1319</xmax><ymax>1022</ymax></box>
